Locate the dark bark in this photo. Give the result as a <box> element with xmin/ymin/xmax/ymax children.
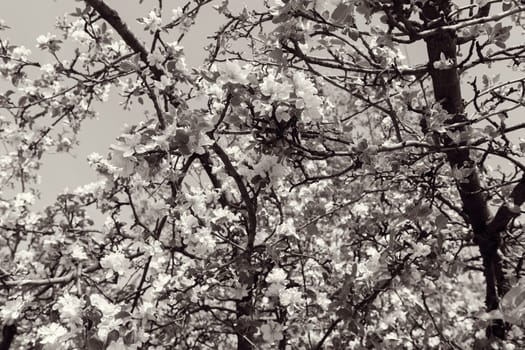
<box><xmin>209</xmin><ymin>144</ymin><xmax>258</xmax><ymax>349</ymax></box>
<box><xmin>235</xmin><ymin>264</ymin><xmax>256</xmax><ymax>350</ymax></box>
<box><xmin>83</xmin><ymin>0</ymin><xmax>181</xmax><ymax>121</ymax></box>
<box><xmin>0</xmin><ymin>324</ymin><xmax>16</xmax><ymax>350</ymax></box>
<box><xmin>83</xmin><ymin>0</ymin><xmax>163</xmax><ymax>80</ymax></box>
<box><xmin>422</xmin><ymin>0</ymin><xmax>510</xmax><ymax>340</ymax></box>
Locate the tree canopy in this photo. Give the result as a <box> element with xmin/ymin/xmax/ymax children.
<box><xmin>2</xmin><ymin>0</ymin><xmax>525</xmax><ymax>349</ymax></box>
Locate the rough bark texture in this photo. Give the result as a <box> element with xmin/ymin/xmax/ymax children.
<box><xmin>0</xmin><ymin>324</ymin><xmax>16</xmax><ymax>350</ymax></box>
<box><xmin>235</xmin><ymin>259</ymin><xmax>256</xmax><ymax>350</ymax></box>
<box><xmin>84</xmin><ymin>0</ymin><xmax>163</xmax><ymax>80</ymax></box>
<box><xmin>422</xmin><ymin>0</ymin><xmax>509</xmax><ymax>340</ymax></box>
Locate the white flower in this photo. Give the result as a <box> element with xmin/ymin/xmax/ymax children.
<box><xmin>316</xmin><ymin>292</ymin><xmax>331</xmax><ymax>311</ymax></box>
<box><xmin>11</xmin><ymin>46</ymin><xmax>31</xmax><ymax>60</ymax></box>
<box><xmin>433</xmin><ymin>52</ymin><xmax>455</xmax><ymax>70</ymax></box>
<box><xmin>293</xmin><ymin>71</ymin><xmax>317</xmax><ymax>97</ymax></box>
<box><xmin>38</xmin><ymin>322</ymin><xmax>68</xmax><ymax>345</ymax></box>
<box><xmin>166</xmin><ymin>41</ymin><xmax>184</xmax><ymax>55</ymax></box>
<box><xmin>19</xmin><ymin>83</ymin><xmax>37</xmax><ymax>95</ymax></box>
<box><xmin>268</xmin><ymin>0</ymin><xmax>285</xmax><ymax>11</ymax></box>
<box><xmin>212</xmin><ymin>207</ymin><xmax>240</xmax><ymax>223</ymax></box>
<box><xmin>355</xmin><ymin>248</ymin><xmax>381</xmax><ymax>281</ymax></box>
<box><xmin>94</xmin><ymin>83</ymin><xmax>111</xmax><ymax>101</ymax></box>
<box><xmin>410</xmin><ymin>242</ymin><xmax>432</xmax><ymax>258</ymax></box>
<box><xmin>292</xmin><ymin>71</ymin><xmax>322</xmax><ymax>121</ymax></box>
<box><xmin>216</xmin><ymin>61</ymin><xmax>250</xmax><ymax>84</ymax></box>
<box><xmin>152</xmin><ymin>273</ymin><xmax>171</xmax><ymax>293</ymax></box>
<box><xmin>279</xmin><ymin>287</ymin><xmax>302</xmax><ymax>306</ymax></box>
<box><xmin>53</xmin><ymin>293</ymin><xmax>85</xmax><ymax>324</ymax></box>
<box><xmin>98</xmin><ymin>317</ymin><xmax>124</xmax><ymax>342</ymax></box>
<box><xmin>36</xmin><ymin>33</ymin><xmax>56</xmax><ymax>46</ymax></box>
<box><xmin>13</xmin><ymin>192</ymin><xmax>35</xmax><ymax>207</ymax></box>
<box><xmin>428</xmin><ymin>336</ymin><xmax>440</xmax><ymax>347</ymax></box>
<box><xmin>352</xmin><ymin>203</ymin><xmax>369</xmax><ymax>217</ymax></box>
<box><xmin>90</xmin><ymin>294</ymin><xmax>123</xmax><ymax>341</ymax></box>
<box><xmin>100</xmin><ymin>251</ymin><xmax>131</xmax><ymax>276</ymax></box>
<box><xmin>0</xmin><ymin>297</ymin><xmax>25</xmax><ymax>322</ymax></box>
<box><xmin>15</xmin><ymin>249</ymin><xmax>35</xmax><ymax>264</ymax></box>
<box><xmin>87</xmin><ymin>152</ymin><xmax>103</xmax><ymax>164</ymax></box>
<box><xmin>141</xmin><ymin>10</ymin><xmax>162</xmax><ymax>32</ymax></box>
<box><xmin>139</xmin><ymin>300</ymin><xmax>156</xmax><ymax>319</ymax></box>
<box><xmin>69</xmin><ymin>20</ymin><xmax>91</xmax><ymax>43</ymax></box>
<box><xmin>72</xmin><ymin>180</ymin><xmax>105</xmax><ymax>196</ymax></box>
<box><xmin>71</xmin><ymin>29</ymin><xmax>90</xmax><ymax>43</ymax></box>
<box><xmin>176</xmin><ymin>56</ymin><xmax>189</xmax><ymax>74</ymax></box>
<box><xmin>266</xmin><ymin>268</ymin><xmax>287</xmax><ymax>284</ymax></box>
<box><xmin>186</xmin><ymin>227</ymin><xmax>216</xmax><ymax>256</ymax></box>
<box><xmin>107</xmin><ymin>40</ymin><xmax>129</xmax><ymax>55</ymax></box>
<box><xmin>171</xmin><ymin>7</ymin><xmax>183</xmax><ymax>21</ymax></box>
<box><xmin>180</xmin><ymin>212</ymin><xmax>199</xmax><ymax>232</ymax></box>
<box><xmin>275</xmin><ymin>218</ymin><xmax>297</xmax><ymax>239</ymax></box>
<box><xmin>260</xmin><ymin>321</ymin><xmax>284</xmax><ymax>343</ymax></box>
<box><xmin>40</xmin><ymin>63</ymin><xmax>55</xmax><ymax>74</ymax></box>
<box><xmin>260</xmin><ymin>73</ymin><xmax>293</xmax><ymax>101</ymax></box>
<box><xmin>147</xmin><ymin>51</ymin><xmax>164</xmax><ymax>68</ymax></box>
<box><xmin>70</xmin><ymin>244</ymin><xmax>88</xmax><ymax>261</ymax></box>
<box><xmin>275</xmin><ymin>105</ymin><xmax>291</xmax><ymax>122</ymax></box>
<box><xmin>90</xmin><ymin>294</ymin><xmax>120</xmax><ymax>317</ymax></box>
<box><xmin>154</xmin><ymin>75</ymin><xmax>173</xmax><ymax>90</ymax></box>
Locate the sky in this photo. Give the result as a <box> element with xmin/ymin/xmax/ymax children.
<box><xmin>0</xmin><ymin>0</ymin><xmax>247</xmax><ymax>208</ymax></box>
<box><xmin>0</xmin><ymin>0</ymin><xmax>522</xmax><ymax>210</ymax></box>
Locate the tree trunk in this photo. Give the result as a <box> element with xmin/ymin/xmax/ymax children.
<box><xmin>0</xmin><ymin>324</ymin><xmax>16</xmax><ymax>350</ymax></box>
<box><xmin>422</xmin><ymin>0</ymin><xmax>508</xmax><ymax>340</ymax></box>
<box><xmin>235</xmin><ymin>254</ymin><xmax>256</xmax><ymax>350</ymax></box>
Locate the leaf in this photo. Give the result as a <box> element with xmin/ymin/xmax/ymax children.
<box><xmin>305</xmin><ymin>223</ymin><xmax>319</xmax><ymax>236</ymax></box>
<box><xmin>87</xmin><ymin>338</ymin><xmax>104</xmax><ymax>350</ymax></box>
<box><xmin>115</xmin><ymin>311</ymin><xmax>131</xmax><ymax>319</ymax></box>
<box><xmin>435</xmin><ymin>214</ymin><xmax>448</xmax><ymax>229</ymax></box>
<box><xmin>508</xmin><ymin>204</ymin><xmax>521</xmax><ymax>214</ymax></box>
<box><xmin>330</xmin><ymin>38</ymin><xmax>346</xmax><ymax>46</ymax></box>
<box><xmin>417</xmin><ymin>204</ymin><xmax>432</xmax><ymax>217</ymax></box>
<box><xmin>495</xmin><ymin>41</ymin><xmax>506</xmax><ymax>49</ymax></box>
<box><xmin>502</xmin><ymin>284</ymin><xmax>525</xmax><ymax>309</ymax></box>
<box><xmin>166</xmin><ymin>60</ymin><xmax>178</xmax><ymax>73</ymax></box>
<box><xmin>119</xmin><ymin>61</ymin><xmax>136</xmax><ymax>72</ymax></box>
<box><xmin>479</xmin><ymin>309</ymin><xmax>503</xmax><ymax>321</ymax></box>
<box><xmin>477</xmin><ymin>0</ymin><xmax>489</xmax><ymax>8</ymax></box>
<box><xmin>481</xmin><ymin>74</ymin><xmax>489</xmax><ymax>88</ymax></box>
<box><xmin>70</xmin><ymin>7</ymin><xmax>83</xmax><ymax>17</ymax></box>
<box><xmin>106</xmin><ymin>330</ymin><xmax>120</xmax><ymax>343</ymax></box>
<box><xmin>18</xmin><ymin>96</ymin><xmax>27</xmax><ymax>107</ymax></box>
<box><xmin>336</xmin><ymin>307</ymin><xmax>353</xmax><ymax>320</ymax></box>
<box><xmin>268</xmin><ymin>48</ymin><xmax>283</xmax><ymax>63</ymax></box>
<box><xmin>331</xmin><ymin>3</ymin><xmax>351</xmax><ymax>23</ymax></box>
<box><xmin>347</xmin><ymin>28</ymin><xmax>359</xmax><ymax>41</ymax></box>
<box><xmin>123</xmin><ymin>331</ymin><xmax>135</xmax><ymax>345</ymax></box>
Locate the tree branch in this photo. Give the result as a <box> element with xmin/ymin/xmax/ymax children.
<box><xmin>416</xmin><ymin>5</ymin><xmax>525</xmax><ymax>38</ymax></box>
<box><xmin>1</xmin><ymin>264</ymin><xmax>99</xmax><ymax>288</ymax></box>
<box><xmin>211</xmin><ymin>143</ymin><xmax>257</xmax><ymax>248</ymax></box>
<box><xmin>84</xmin><ymin>0</ymin><xmax>164</xmax><ymax>80</ymax></box>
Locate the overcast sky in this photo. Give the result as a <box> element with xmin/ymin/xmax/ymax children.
<box><xmin>0</xmin><ymin>0</ymin><xmax>521</xmax><ymax>210</ymax></box>
<box><xmin>0</xmin><ymin>0</ymin><xmax>247</xmax><ymax>208</ymax></box>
